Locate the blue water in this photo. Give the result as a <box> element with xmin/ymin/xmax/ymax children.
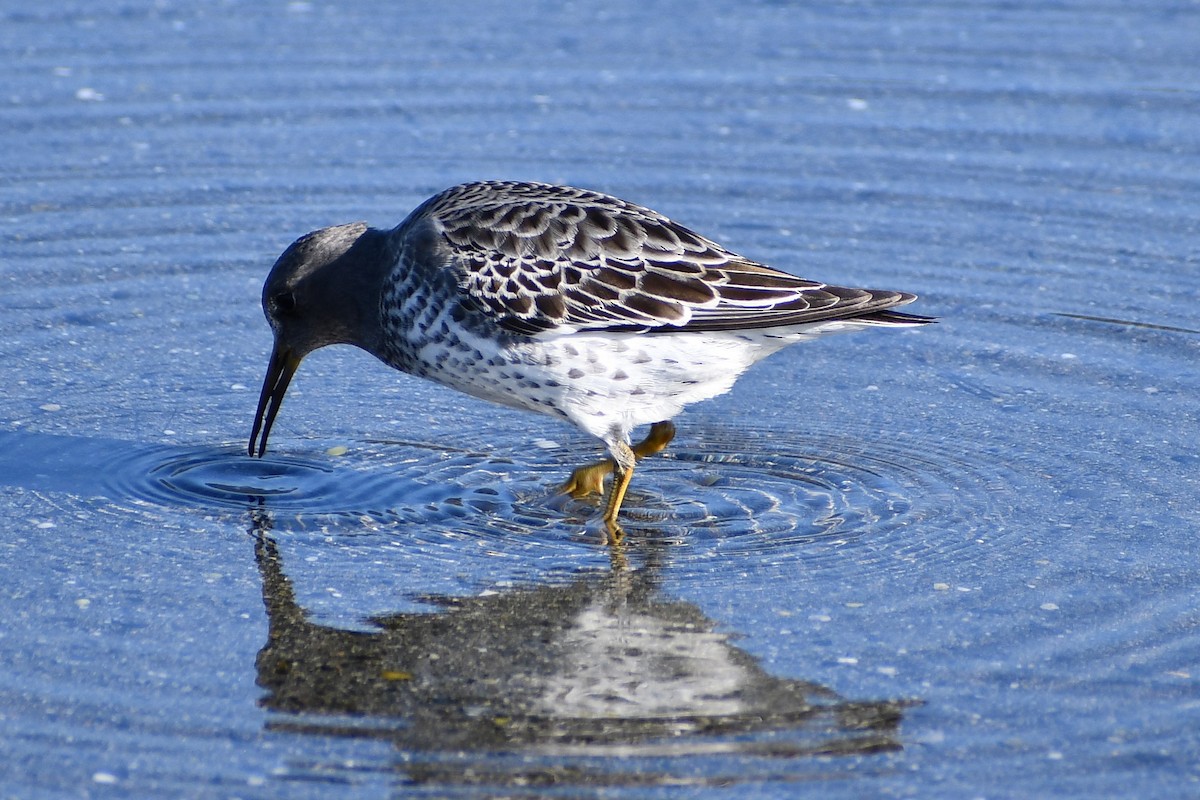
<box><xmin>2</xmin><ymin>1</ymin><xmax>1199</xmax><ymax>797</ymax></box>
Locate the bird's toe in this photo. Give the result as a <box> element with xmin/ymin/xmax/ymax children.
<box><xmin>560</xmin><ymin>459</ymin><xmax>614</xmax><ymax>499</ymax></box>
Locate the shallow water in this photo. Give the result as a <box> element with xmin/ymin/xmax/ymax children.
<box><xmin>3</xmin><ymin>1</ymin><xmax>1199</xmax><ymax>797</ymax></box>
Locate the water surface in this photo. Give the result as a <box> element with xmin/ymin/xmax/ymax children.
<box><xmin>2</xmin><ymin>1</ymin><xmax>1199</xmax><ymax>797</ymax></box>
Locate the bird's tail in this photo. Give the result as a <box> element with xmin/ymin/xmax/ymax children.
<box><xmin>855</xmin><ymin>309</ymin><xmax>936</xmax><ymax>327</ymax></box>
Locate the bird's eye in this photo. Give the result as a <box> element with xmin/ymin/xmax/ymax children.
<box><xmin>272</xmin><ymin>291</ymin><xmax>297</xmax><ymax>314</ymax></box>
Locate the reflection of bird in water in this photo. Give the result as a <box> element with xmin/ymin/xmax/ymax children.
<box><xmin>249</xmin><ymin>513</ymin><xmax>912</xmax><ymax>789</ymax></box>
<box><xmin>249</xmin><ymin>181</ymin><xmax>931</xmax><ymax>537</ymax></box>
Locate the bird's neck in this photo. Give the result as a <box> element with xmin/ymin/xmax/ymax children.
<box><xmin>322</xmin><ymin>227</ymin><xmax>397</xmax><ymax>357</ymax></box>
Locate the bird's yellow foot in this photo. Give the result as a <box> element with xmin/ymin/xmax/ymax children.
<box><xmin>558</xmin><ymin>421</ymin><xmax>677</xmax><ymax>501</ymax></box>
<box><xmin>561</xmin><ymin>459</ymin><xmax>614</xmax><ymax>499</ymax></box>
<box><xmin>633</xmin><ymin>420</ymin><xmax>676</xmax><ymax>459</ymax></box>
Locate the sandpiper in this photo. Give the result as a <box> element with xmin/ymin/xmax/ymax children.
<box><xmin>249</xmin><ymin>181</ymin><xmax>931</xmax><ymax>537</ymax></box>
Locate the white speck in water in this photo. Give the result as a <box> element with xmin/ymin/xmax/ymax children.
<box><xmin>76</xmin><ymin>598</ymin><xmax>91</xmax><ymax>609</ymax></box>
<box><xmin>877</xmin><ymin>666</ymin><xmax>898</xmax><ymax>676</ymax></box>
<box><xmin>230</xmin><ymin>383</ymin><xmax>247</xmax><ymax>391</ymax></box>
<box><xmin>92</xmin><ymin>772</ymin><xmax>118</xmax><ymax>785</ymax></box>
<box><xmin>933</xmin><ymin>582</ymin><xmax>950</xmax><ymax>591</ymax></box>
<box><xmin>1040</xmin><ymin>602</ymin><xmax>1060</xmax><ymax>611</ymax></box>
<box><xmin>837</xmin><ymin>657</ymin><xmax>858</xmax><ymax>665</ymax></box>
<box><xmin>1060</xmin><ymin>353</ymin><xmax>1078</xmax><ymax>360</ymax></box>
<box><xmin>917</xmin><ymin>729</ymin><xmax>947</xmax><ymax>744</ymax></box>
<box><xmin>532</xmin><ymin>439</ymin><xmax>559</xmax><ymax>449</ymax></box>
<box><xmin>75</xmin><ymin>87</ymin><xmax>104</xmax><ymax>102</ymax></box>
<box><xmin>847</xmin><ymin>97</ymin><xmax>869</xmax><ymax>110</ymax></box>
<box><xmin>39</xmin><ymin>403</ymin><xmax>61</xmax><ymax>412</ymax></box>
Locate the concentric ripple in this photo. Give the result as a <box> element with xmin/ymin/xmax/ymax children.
<box><xmin>101</xmin><ymin>441</ymin><xmax>563</xmax><ymax>536</ymax></box>
<box><xmin>71</xmin><ymin>415</ymin><xmax>1024</xmax><ymax>569</ymax></box>
<box><xmin>592</xmin><ymin>417</ymin><xmax>1027</xmax><ymax>580</ymax></box>
<box><xmin>4</xmin><ymin>416</ymin><xmax>1024</xmax><ymax>584</ymax></box>
<box><xmin>148</xmin><ymin>451</ymin><xmax>344</xmax><ymax>508</ymax></box>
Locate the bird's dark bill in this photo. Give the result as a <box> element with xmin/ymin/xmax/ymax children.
<box><xmin>249</xmin><ymin>344</ymin><xmax>301</xmax><ymax>457</ymax></box>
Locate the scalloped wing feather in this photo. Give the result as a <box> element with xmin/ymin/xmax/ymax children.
<box><xmin>410</xmin><ymin>181</ymin><xmax>920</xmax><ymax>336</ymax></box>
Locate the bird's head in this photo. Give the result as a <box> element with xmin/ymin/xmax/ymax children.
<box><xmin>249</xmin><ymin>221</ymin><xmax>390</xmax><ymax>457</ymax></box>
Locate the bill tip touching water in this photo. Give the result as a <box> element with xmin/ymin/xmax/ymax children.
<box><xmin>248</xmin><ymin>180</ymin><xmax>933</xmax><ymax>537</ymax></box>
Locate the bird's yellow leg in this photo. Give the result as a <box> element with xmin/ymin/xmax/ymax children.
<box><xmin>560</xmin><ymin>421</ymin><xmax>676</xmax><ymax>499</ymax></box>
<box><xmin>600</xmin><ymin>441</ymin><xmax>637</xmax><ymax>541</ymax></box>
<box><xmin>602</xmin><ymin>466</ymin><xmax>633</xmax><ymax>542</ymax></box>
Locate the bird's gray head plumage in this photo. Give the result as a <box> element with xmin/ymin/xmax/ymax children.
<box><xmin>260</xmin><ymin>222</ymin><xmax>391</xmax><ymax>354</ymax></box>
<box><xmin>250</xmin><ymin>221</ymin><xmax>394</xmax><ymax>457</ymax></box>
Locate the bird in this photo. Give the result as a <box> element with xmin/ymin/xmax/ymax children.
<box><xmin>249</xmin><ymin>181</ymin><xmax>931</xmax><ymax>538</ymax></box>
